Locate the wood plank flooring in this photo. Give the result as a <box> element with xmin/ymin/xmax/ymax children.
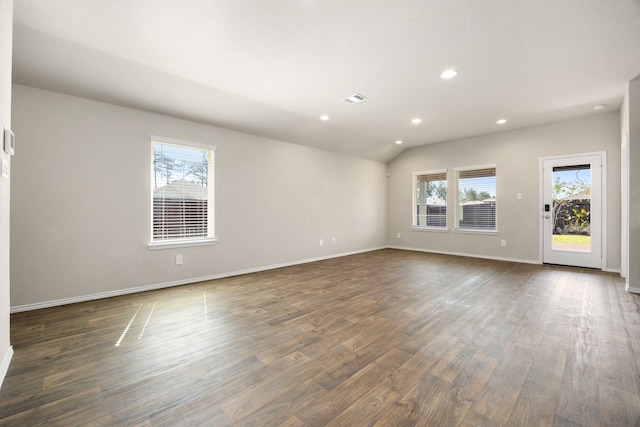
<box><xmin>1</xmin><ymin>249</ymin><xmax>639</xmax><ymax>426</ymax></box>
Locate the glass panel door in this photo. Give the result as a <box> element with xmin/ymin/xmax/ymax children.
<box><xmin>542</xmin><ymin>154</ymin><xmax>602</xmax><ymax>269</ymax></box>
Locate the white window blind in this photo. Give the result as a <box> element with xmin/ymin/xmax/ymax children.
<box><xmin>455</xmin><ymin>166</ymin><xmax>496</xmax><ymax>230</ymax></box>
<box><xmin>414</xmin><ymin>170</ymin><xmax>447</xmax><ymax>228</ymax></box>
<box><xmin>151</xmin><ymin>138</ymin><xmax>215</xmax><ymax>242</ymax></box>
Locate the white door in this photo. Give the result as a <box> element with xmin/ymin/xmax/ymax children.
<box><xmin>542</xmin><ymin>153</ymin><xmax>603</xmax><ymax>269</ymax></box>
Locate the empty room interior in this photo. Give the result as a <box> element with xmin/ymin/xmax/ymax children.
<box><xmin>1</xmin><ymin>1</ymin><xmax>640</xmax><ymax>425</ymax></box>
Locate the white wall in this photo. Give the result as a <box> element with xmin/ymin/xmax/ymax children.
<box><xmin>624</xmin><ymin>78</ymin><xmax>640</xmax><ymax>292</ymax></box>
<box><xmin>10</xmin><ymin>85</ymin><xmax>388</xmax><ymax>309</ymax></box>
<box><xmin>0</xmin><ymin>0</ymin><xmax>13</xmax><ymax>388</ymax></box>
<box><xmin>387</xmin><ymin>112</ymin><xmax>621</xmax><ymax>269</ymax></box>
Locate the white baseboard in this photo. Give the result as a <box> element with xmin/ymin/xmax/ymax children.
<box><xmin>11</xmin><ymin>245</ymin><xmax>625</xmax><ymax>313</ymax></box>
<box><xmin>388</xmin><ymin>246</ymin><xmax>625</xmax><ymax>274</ymax></box>
<box><xmin>10</xmin><ymin>247</ymin><xmax>386</xmax><ymax>313</ymax></box>
<box><xmin>386</xmin><ymin>245</ymin><xmax>541</xmax><ymax>265</ymax></box>
<box><xmin>0</xmin><ymin>346</ymin><xmax>13</xmax><ymax>390</ymax></box>
<box><xmin>626</xmin><ymin>283</ymin><xmax>640</xmax><ymax>294</ymax></box>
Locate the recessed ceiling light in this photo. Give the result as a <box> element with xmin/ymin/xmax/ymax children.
<box><xmin>593</xmin><ymin>104</ymin><xmax>606</xmax><ymax>111</ymax></box>
<box><xmin>440</xmin><ymin>69</ymin><xmax>458</xmax><ymax>79</ymax></box>
<box><xmin>496</xmin><ymin>119</ymin><xmax>507</xmax><ymax>125</ymax></box>
<box><xmin>395</xmin><ymin>140</ymin><xmax>403</xmax><ymax>145</ymax></box>
<box><xmin>320</xmin><ymin>114</ymin><xmax>330</xmax><ymax>121</ymax></box>
<box><xmin>411</xmin><ymin>118</ymin><xmax>422</xmax><ymax>124</ymax></box>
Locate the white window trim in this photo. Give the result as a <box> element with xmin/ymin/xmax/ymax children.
<box><xmin>148</xmin><ymin>238</ymin><xmax>218</xmax><ymax>250</ymax></box>
<box><xmin>411</xmin><ymin>226</ymin><xmax>448</xmax><ymax>233</ymax></box>
<box><xmin>453</xmin><ymin>163</ymin><xmax>498</xmax><ymax>232</ymax></box>
<box><xmin>453</xmin><ymin>228</ymin><xmax>500</xmax><ymax>235</ymax></box>
<box><xmin>151</xmin><ymin>135</ymin><xmax>217</xmax><ymax>152</ymax></box>
<box><xmin>412</xmin><ymin>168</ymin><xmax>448</xmax><ymax>231</ymax></box>
<box><xmin>148</xmin><ymin>136</ymin><xmax>216</xmax><ymax>249</ymax></box>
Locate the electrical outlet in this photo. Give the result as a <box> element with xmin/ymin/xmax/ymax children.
<box><xmin>319</xmin><ymin>239</ymin><xmax>323</xmax><ymax>247</ymax></box>
<box><xmin>332</xmin><ymin>237</ymin><xmax>336</xmax><ymax>244</ymax></box>
<box><xmin>500</xmin><ymin>240</ymin><xmax>507</xmax><ymax>247</ymax></box>
<box><xmin>397</xmin><ymin>232</ymin><xmax>401</xmax><ymax>239</ymax></box>
<box><xmin>176</xmin><ymin>254</ymin><xmax>183</xmax><ymax>265</ymax></box>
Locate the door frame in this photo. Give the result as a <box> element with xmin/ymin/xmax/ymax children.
<box><xmin>621</xmin><ymin>134</ymin><xmax>629</xmax><ymax>279</ymax></box>
<box><xmin>538</xmin><ymin>151</ymin><xmax>607</xmax><ymax>269</ymax></box>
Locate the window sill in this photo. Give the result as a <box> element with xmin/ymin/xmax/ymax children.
<box><xmin>411</xmin><ymin>226</ymin><xmax>448</xmax><ymax>233</ymax></box>
<box><xmin>148</xmin><ymin>238</ymin><xmax>218</xmax><ymax>250</ymax></box>
<box><xmin>453</xmin><ymin>228</ymin><xmax>499</xmax><ymax>235</ymax></box>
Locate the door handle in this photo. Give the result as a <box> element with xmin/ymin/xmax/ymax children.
<box><xmin>544</xmin><ymin>214</ymin><xmax>550</xmax><ymax>219</ymax></box>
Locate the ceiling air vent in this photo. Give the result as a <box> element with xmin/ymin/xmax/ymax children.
<box><xmin>343</xmin><ymin>93</ymin><xmax>368</xmax><ymax>104</ymax></box>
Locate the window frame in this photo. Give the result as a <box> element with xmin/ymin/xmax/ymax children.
<box><xmin>147</xmin><ymin>136</ymin><xmax>217</xmax><ymax>250</ymax></box>
<box><xmin>412</xmin><ymin>169</ymin><xmax>448</xmax><ymax>231</ymax></box>
<box><xmin>453</xmin><ymin>164</ymin><xmax>498</xmax><ymax>234</ymax></box>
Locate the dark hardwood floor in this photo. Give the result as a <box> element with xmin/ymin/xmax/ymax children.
<box><xmin>1</xmin><ymin>249</ymin><xmax>639</xmax><ymax>426</ymax></box>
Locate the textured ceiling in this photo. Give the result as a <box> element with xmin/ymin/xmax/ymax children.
<box><xmin>11</xmin><ymin>0</ymin><xmax>640</xmax><ymax>162</ymax></box>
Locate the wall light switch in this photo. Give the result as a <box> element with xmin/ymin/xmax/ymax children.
<box><xmin>516</xmin><ymin>193</ymin><xmax>522</xmax><ymax>200</ymax></box>
<box><xmin>176</xmin><ymin>254</ymin><xmax>183</xmax><ymax>265</ymax></box>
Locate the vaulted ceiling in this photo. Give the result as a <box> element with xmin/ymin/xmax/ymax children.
<box><xmin>11</xmin><ymin>0</ymin><xmax>640</xmax><ymax>162</ymax></box>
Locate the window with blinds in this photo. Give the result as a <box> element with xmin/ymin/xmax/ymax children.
<box><xmin>413</xmin><ymin>170</ymin><xmax>447</xmax><ymax>228</ymax></box>
<box><xmin>151</xmin><ymin>138</ymin><xmax>215</xmax><ymax>244</ymax></box>
<box><xmin>455</xmin><ymin>166</ymin><xmax>496</xmax><ymax>230</ymax></box>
